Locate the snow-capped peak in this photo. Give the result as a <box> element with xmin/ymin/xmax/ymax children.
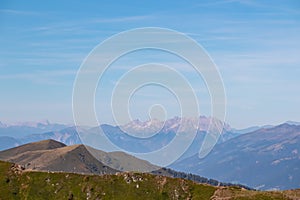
<box><xmin>121</xmin><ymin>116</ymin><xmax>231</xmax><ymax>135</ymax></box>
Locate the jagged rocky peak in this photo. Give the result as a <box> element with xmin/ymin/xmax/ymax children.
<box><xmin>121</xmin><ymin>116</ymin><xmax>231</xmax><ymax>134</ymax></box>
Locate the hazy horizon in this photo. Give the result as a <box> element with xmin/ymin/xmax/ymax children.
<box><xmin>1</xmin><ymin>0</ymin><xmax>299</xmax><ymax>129</ymax></box>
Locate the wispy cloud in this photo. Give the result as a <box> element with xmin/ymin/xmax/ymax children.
<box><xmin>195</xmin><ymin>0</ymin><xmax>262</xmax><ymax>8</ymax></box>
<box><xmin>0</xmin><ymin>9</ymin><xmax>40</xmax><ymax>15</ymax></box>
<box><xmin>29</xmin><ymin>15</ymin><xmax>153</xmax><ymax>36</ymax></box>
<box><xmin>0</xmin><ymin>69</ymin><xmax>77</xmax><ymax>85</ymax></box>
<box><xmin>90</xmin><ymin>15</ymin><xmax>154</xmax><ymax>23</ymax></box>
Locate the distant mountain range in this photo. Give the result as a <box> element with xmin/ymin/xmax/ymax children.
<box><xmin>0</xmin><ymin>116</ymin><xmax>236</xmax><ymax>154</ymax></box>
<box><xmin>0</xmin><ymin>120</ymin><xmax>67</xmax><ymax>138</ymax></box>
<box><xmin>121</xmin><ymin>116</ymin><xmax>232</xmax><ymax>135</ymax></box>
<box><xmin>0</xmin><ymin>117</ymin><xmax>299</xmax><ymax>190</ymax></box>
<box><xmin>0</xmin><ymin>126</ymin><xmax>81</xmax><ymax>151</ymax></box>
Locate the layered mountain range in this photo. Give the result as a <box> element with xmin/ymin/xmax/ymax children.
<box><xmin>172</xmin><ymin>123</ymin><xmax>300</xmax><ymax>190</ymax></box>
<box><xmin>0</xmin><ymin>116</ymin><xmax>299</xmax><ymax>190</ymax></box>
<box><xmin>0</xmin><ymin>116</ymin><xmax>235</xmax><ymax>154</ymax></box>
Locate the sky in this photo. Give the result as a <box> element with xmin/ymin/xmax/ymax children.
<box><xmin>0</xmin><ymin>0</ymin><xmax>300</xmax><ymax>128</ymax></box>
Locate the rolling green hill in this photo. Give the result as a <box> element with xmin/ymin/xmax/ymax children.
<box><xmin>0</xmin><ymin>139</ymin><xmax>252</xmax><ymax>189</ymax></box>
<box><xmin>0</xmin><ymin>161</ymin><xmax>299</xmax><ymax>200</ymax></box>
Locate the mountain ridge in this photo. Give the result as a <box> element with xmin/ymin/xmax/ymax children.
<box><xmin>172</xmin><ymin>123</ymin><xmax>300</xmax><ymax>190</ymax></box>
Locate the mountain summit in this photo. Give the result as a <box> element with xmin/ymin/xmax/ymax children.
<box><xmin>121</xmin><ymin>116</ymin><xmax>231</xmax><ymax>135</ymax></box>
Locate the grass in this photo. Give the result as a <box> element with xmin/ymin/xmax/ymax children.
<box><xmin>0</xmin><ymin>161</ymin><xmax>299</xmax><ymax>200</ymax></box>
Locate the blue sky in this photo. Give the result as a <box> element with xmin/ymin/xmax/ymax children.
<box><xmin>0</xmin><ymin>0</ymin><xmax>300</xmax><ymax>128</ymax></box>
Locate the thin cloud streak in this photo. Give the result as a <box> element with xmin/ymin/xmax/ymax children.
<box><xmin>0</xmin><ymin>69</ymin><xmax>77</xmax><ymax>85</ymax></box>
<box><xmin>0</xmin><ymin>9</ymin><xmax>40</xmax><ymax>15</ymax></box>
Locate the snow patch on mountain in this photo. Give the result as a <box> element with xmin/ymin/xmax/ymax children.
<box><xmin>121</xmin><ymin>116</ymin><xmax>231</xmax><ymax>135</ymax></box>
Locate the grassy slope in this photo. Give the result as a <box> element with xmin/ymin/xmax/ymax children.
<box><xmin>0</xmin><ymin>161</ymin><xmax>298</xmax><ymax>200</ymax></box>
